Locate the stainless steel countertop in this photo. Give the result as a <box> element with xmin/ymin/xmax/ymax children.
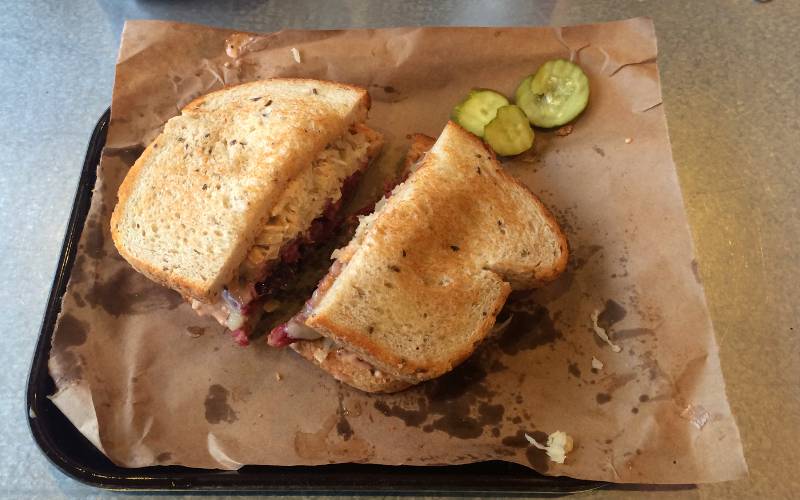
<box><xmin>1</xmin><ymin>1</ymin><xmax>797</xmax><ymax>498</ymax></box>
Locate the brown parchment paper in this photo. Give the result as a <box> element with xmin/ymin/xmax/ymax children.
<box><xmin>48</xmin><ymin>18</ymin><xmax>747</xmax><ymax>483</ymax></box>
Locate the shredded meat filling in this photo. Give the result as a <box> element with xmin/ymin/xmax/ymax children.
<box><xmin>191</xmin><ymin>125</ymin><xmax>377</xmax><ymax>344</ymax></box>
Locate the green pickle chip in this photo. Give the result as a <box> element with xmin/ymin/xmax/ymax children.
<box><xmin>483</xmin><ymin>105</ymin><xmax>535</xmax><ymax>156</ymax></box>
<box><xmin>515</xmin><ymin>59</ymin><xmax>589</xmax><ymax>128</ymax></box>
<box><xmin>451</xmin><ymin>89</ymin><xmax>510</xmax><ymax>137</ymax></box>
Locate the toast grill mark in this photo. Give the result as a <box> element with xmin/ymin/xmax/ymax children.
<box><xmin>204</xmin><ymin>385</ymin><xmax>238</xmax><ymax>424</ymax></box>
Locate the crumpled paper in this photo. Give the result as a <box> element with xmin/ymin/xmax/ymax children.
<box><xmin>48</xmin><ymin>18</ymin><xmax>747</xmax><ymax>483</ymax></box>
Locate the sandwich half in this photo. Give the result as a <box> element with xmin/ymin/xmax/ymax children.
<box><xmin>111</xmin><ymin>78</ymin><xmax>384</xmax><ymax>344</ymax></box>
<box><xmin>270</xmin><ymin>122</ymin><xmax>568</xmax><ymax>392</ymax></box>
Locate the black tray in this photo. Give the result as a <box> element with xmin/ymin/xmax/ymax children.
<box><xmin>26</xmin><ymin>109</ymin><xmax>607</xmax><ymax>495</ymax></box>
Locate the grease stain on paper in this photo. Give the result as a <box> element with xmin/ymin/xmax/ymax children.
<box><xmin>85</xmin><ymin>268</ymin><xmax>183</xmax><ymax>316</ymax></box>
<box><xmin>373</xmin><ymin>357</ymin><xmax>505</xmax><ymax>439</ymax></box>
<box><xmin>51</xmin><ymin>313</ymin><xmax>89</xmax><ymax>383</ymax></box>
<box><xmin>336</xmin><ymin>391</ymin><xmax>355</xmax><ymax>441</ymax></box>
<box><xmin>501</xmin><ymin>429</ymin><xmax>550</xmax><ymax>472</ymax></box>
<box><xmin>72</xmin><ymin>293</ymin><xmax>86</xmax><ymax>308</ymax></box>
<box><xmin>54</xmin><ymin>314</ymin><xmax>88</xmax><ymax>348</ymax></box>
<box><xmin>614</xmin><ymin>328</ymin><xmax>655</xmax><ymax>341</ymax></box>
<box><xmin>597</xmin><ymin>300</ymin><xmax>627</xmax><ymax>330</ymax></box>
<box><xmin>497</xmin><ymin>306</ymin><xmax>562</xmax><ymax>355</ymax></box>
<box><xmin>70</xmin><ymin>254</ymin><xmax>88</xmax><ymax>285</ymax></box>
<box><xmin>572</xmin><ymin>244</ymin><xmax>604</xmax><ymax>271</ymax></box>
<box><xmin>186</xmin><ymin>326</ymin><xmax>206</xmax><ymax>338</ymax></box>
<box><xmin>294</xmin><ymin>413</ymin><xmax>373</xmax><ymax>461</ymax></box>
<box><xmin>84</xmin><ymin>218</ymin><xmax>107</xmax><ymax>259</ymax></box>
<box><xmin>106</xmin><ymin>146</ymin><xmax>145</xmax><ymax>167</ymax></box>
<box><xmin>605</xmin><ymin>372</ymin><xmax>637</xmax><ymax>393</ymax></box>
<box><xmin>204</xmin><ymin>385</ymin><xmax>238</xmax><ymax>424</ymax></box>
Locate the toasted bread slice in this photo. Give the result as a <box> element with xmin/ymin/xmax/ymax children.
<box><xmin>288</xmin><ymin>133</ymin><xmax>434</xmax><ymax>393</ymax></box>
<box><xmin>111</xmin><ymin>79</ymin><xmax>371</xmax><ymax>302</ymax></box>
<box><xmin>305</xmin><ymin>122</ymin><xmax>568</xmax><ymax>384</ymax></box>
<box><xmin>291</xmin><ymin>339</ymin><xmax>412</xmax><ymax>393</ymax></box>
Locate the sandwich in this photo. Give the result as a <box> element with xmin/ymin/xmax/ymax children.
<box><xmin>268</xmin><ymin>122</ymin><xmax>568</xmax><ymax>392</ymax></box>
<box><xmin>111</xmin><ymin>78</ymin><xmax>384</xmax><ymax>345</ymax></box>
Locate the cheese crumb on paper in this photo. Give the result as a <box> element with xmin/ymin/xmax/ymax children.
<box><xmin>591</xmin><ymin>310</ymin><xmax>622</xmax><ymax>352</ymax></box>
<box><xmin>291</xmin><ymin>47</ymin><xmax>302</xmax><ymax>63</ymax></box>
<box><xmin>525</xmin><ymin>431</ymin><xmax>574</xmax><ymax>464</ymax></box>
<box><xmin>591</xmin><ymin>356</ymin><xmax>604</xmax><ymax>371</ymax></box>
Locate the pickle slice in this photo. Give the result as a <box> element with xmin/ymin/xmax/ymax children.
<box><xmin>483</xmin><ymin>105</ymin><xmax>535</xmax><ymax>156</ymax></box>
<box><xmin>451</xmin><ymin>89</ymin><xmax>510</xmax><ymax>137</ymax></box>
<box><xmin>515</xmin><ymin>60</ymin><xmax>589</xmax><ymax>128</ymax></box>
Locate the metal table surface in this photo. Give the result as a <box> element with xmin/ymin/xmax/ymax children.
<box><xmin>1</xmin><ymin>1</ymin><xmax>797</xmax><ymax>498</ymax></box>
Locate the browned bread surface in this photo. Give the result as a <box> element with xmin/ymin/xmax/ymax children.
<box><xmin>111</xmin><ymin>78</ymin><xmax>370</xmax><ymax>301</ymax></box>
<box><xmin>306</xmin><ymin>122</ymin><xmax>568</xmax><ymax>383</ymax></box>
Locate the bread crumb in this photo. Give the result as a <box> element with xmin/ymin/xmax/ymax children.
<box><xmin>555</xmin><ymin>124</ymin><xmax>574</xmax><ymax>136</ymax></box>
<box><xmin>525</xmin><ymin>431</ymin><xmax>574</xmax><ymax>464</ymax></box>
<box><xmin>624</xmin><ymin>137</ymin><xmax>633</xmax><ymax>144</ymax></box>
<box><xmin>291</xmin><ymin>47</ymin><xmax>302</xmax><ymax>63</ymax></box>
<box><xmin>591</xmin><ymin>356</ymin><xmax>604</xmax><ymax>371</ymax></box>
<box><xmin>591</xmin><ymin>310</ymin><xmax>622</xmax><ymax>352</ymax></box>
<box><xmin>275</xmin><ymin>372</ymin><xmax>282</xmax><ymax>381</ymax></box>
